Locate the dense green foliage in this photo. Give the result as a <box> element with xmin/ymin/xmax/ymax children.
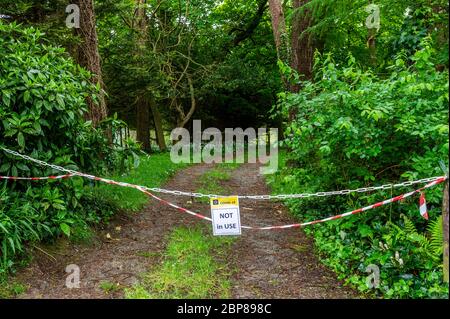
<box><xmin>0</xmin><ymin>22</ymin><xmax>139</xmax><ymax>275</ymax></box>
<box><xmin>95</xmin><ymin>0</ymin><xmax>280</xmax><ymax>130</ymax></box>
<box><xmin>293</xmin><ymin>0</ymin><xmax>449</xmax><ymax>69</ymax></box>
<box><xmin>268</xmin><ymin>41</ymin><xmax>448</xmax><ymax>298</ymax></box>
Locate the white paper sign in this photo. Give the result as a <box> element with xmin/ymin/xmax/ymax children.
<box><xmin>210</xmin><ymin>196</ymin><xmax>241</xmax><ymax>236</ymax></box>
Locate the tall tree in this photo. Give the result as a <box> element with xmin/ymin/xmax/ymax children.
<box><xmin>73</xmin><ymin>0</ymin><xmax>108</xmax><ymax>126</ymax></box>
<box><xmin>365</xmin><ymin>2</ymin><xmax>379</xmax><ymax>67</ymax></box>
<box><xmin>269</xmin><ymin>0</ymin><xmax>315</xmax><ymax>92</ymax></box>
<box><xmin>268</xmin><ymin>0</ymin><xmax>290</xmax><ymax>65</ymax></box>
<box><xmin>134</xmin><ymin>0</ymin><xmax>151</xmax><ymax>152</ymax></box>
<box><xmin>133</xmin><ymin>0</ymin><xmax>167</xmax><ymax>152</ymax></box>
<box><xmin>290</xmin><ymin>0</ymin><xmax>314</xmax><ymax>85</ymax></box>
<box><xmin>151</xmin><ymin>100</ymin><xmax>167</xmax><ymax>151</ymax></box>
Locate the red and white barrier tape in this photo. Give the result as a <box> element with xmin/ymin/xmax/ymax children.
<box><xmin>0</xmin><ymin>172</ymin><xmax>446</xmax><ymax>230</ymax></box>
<box><xmin>419</xmin><ymin>192</ymin><xmax>428</xmax><ymax>220</ymax></box>
<box><xmin>0</xmin><ymin>146</ymin><xmax>444</xmax><ymax>200</ymax></box>
<box><xmin>0</xmin><ymin>174</ymin><xmax>75</xmax><ymax>181</ymax></box>
<box><xmin>256</xmin><ymin>177</ymin><xmax>445</xmax><ymax>230</ymax></box>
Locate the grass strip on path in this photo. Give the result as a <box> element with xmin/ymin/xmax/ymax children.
<box><xmin>125</xmin><ymin>226</ymin><xmax>234</xmax><ymax>299</ymax></box>
<box><xmin>125</xmin><ymin>163</ymin><xmax>241</xmax><ymax>299</ymax></box>
<box><xmin>195</xmin><ymin>162</ymin><xmax>241</xmax><ymax>203</ymax></box>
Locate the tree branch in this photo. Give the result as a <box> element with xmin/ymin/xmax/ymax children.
<box><xmin>232</xmin><ymin>0</ymin><xmax>268</xmax><ymax>46</ymax></box>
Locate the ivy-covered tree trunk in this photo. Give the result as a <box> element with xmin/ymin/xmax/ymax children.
<box><xmin>268</xmin><ymin>0</ymin><xmax>290</xmax><ymax>66</ymax></box>
<box><xmin>288</xmin><ymin>0</ymin><xmax>314</xmax><ymax>122</ymax></box>
<box><xmin>290</xmin><ymin>0</ymin><xmax>314</xmax><ymax>86</ymax></box>
<box><xmin>73</xmin><ymin>0</ymin><xmax>108</xmax><ymax>126</ymax></box>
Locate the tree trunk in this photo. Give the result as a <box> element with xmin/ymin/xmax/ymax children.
<box><xmin>288</xmin><ymin>0</ymin><xmax>314</xmax><ymax>121</ymax></box>
<box><xmin>177</xmin><ymin>75</ymin><xmax>196</xmax><ymax>128</ymax></box>
<box><xmin>150</xmin><ymin>100</ymin><xmax>167</xmax><ymax>151</ymax></box>
<box><xmin>72</xmin><ymin>0</ymin><xmax>107</xmax><ymax>126</ymax></box>
<box><xmin>134</xmin><ymin>0</ymin><xmax>151</xmax><ymax>152</ymax></box>
<box><xmin>443</xmin><ymin>180</ymin><xmax>449</xmax><ymax>283</ymax></box>
<box><xmin>268</xmin><ymin>0</ymin><xmax>290</xmax><ymax>66</ymax></box>
<box><xmin>367</xmin><ymin>28</ymin><xmax>377</xmax><ymax>67</ymax></box>
<box><xmin>136</xmin><ymin>97</ymin><xmax>151</xmax><ymax>152</ymax></box>
<box><xmin>290</xmin><ymin>0</ymin><xmax>314</xmax><ymax>88</ymax></box>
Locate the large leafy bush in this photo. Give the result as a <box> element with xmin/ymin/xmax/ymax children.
<box><xmin>270</xmin><ymin>40</ymin><xmax>449</xmax><ymax>298</ymax></box>
<box><xmin>0</xmin><ymin>22</ymin><xmax>136</xmax><ymax>274</ymax></box>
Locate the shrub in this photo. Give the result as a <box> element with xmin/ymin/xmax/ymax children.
<box><xmin>270</xmin><ymin>39</ymin><xmax>449</xmax><ymax>298</ymax></box>
<box><xmin>0</xmin><ymin>22</ymin><xmax>138</xmax><ymax>274</ymax></box>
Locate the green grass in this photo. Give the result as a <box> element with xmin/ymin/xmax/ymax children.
<box><xmin>0</xmin><ymin>279</ymin><xmax>27</xmax><ymax>298</ymax></box>
<box><xmin>124</xmin><ymin>226</ymin><xmax>235</xmax><ymax>299</ymax></box>
<box><xmin>91</xmin><ymin>153</ymin><xmax>188</xmax><ymax>211</ymax></box>
<box><xmin>99</xmin><ymin>281</ymin><xmax>122</xmax><ymax>294</ymax></box>
<box><xmin>136</xmin><ymin>251</ymin><xmax>160</xmax><ymax>258</ymax></box>
<box><xmin>195</xmin><ymin>162</ymin><xmax>241</xmax><ymax>203</ymax></box>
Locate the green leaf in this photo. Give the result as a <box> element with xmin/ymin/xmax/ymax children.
<box><xmin>33</xmin><ymin>122</ymin><xmax>42</xmax><ymax>134</ymax></box>
<box><xmin>43</xmin><ymin>101</ymin><xmax>53</xmax><ymax>111</ymax></box>
<box><xmin>17</xmin><ymin>132</ymin><xmax>25</xmax><ymax>148</ymax></box>
<box><xmin>0</xmin><ymin>222</ymin><xmax>9</xmax><ymax>234</ymax></box>
<box><xmin>11</xmin><ymin>165</ymin><xmax>18</xmax><ymax>177</ymax></box>
<box><xmin>0</xmin><ymin>162</ymin><xmax>11</xmax><ymax>172</ymax></box>
<box><xmin>2</xmin><ymin>93</ymin><xmax>10</xmax><ymax>107</ymax></box>
<box><xmin>16</xmin><ymin>163</ymin><xmax>29</xmax><ymax>171</ymax></box>
<box><xmin>56</xmin><ymin>95</ymin><xmax>65</xmax><ymax>108</ymax></box>
<box><xmin>8</xmin><ymin>238</ymin><xmax>15</xmax><ymax>254</ymax></box>
<box><xmin>358</xmin><ymin>224</ymin><xmax>373</xmax><ymax>238</ymax></box>
<box><xmin>60</xmin><ymin>223</ymin><xmax>71</xmax><ymax>237</ymax></box>
<box><xmin>23</xmin><ymin>91</ymin><xmax>31</xmax><ymax>103</ymax></box>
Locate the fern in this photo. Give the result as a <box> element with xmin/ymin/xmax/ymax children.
<box><xmin>401</xmin><ymin>214</ymin><xmax>430</xmax><ymax>252</ymax></box>
<box><xmin>400</xmin><ymin>214</ymin><xmax>443</xmax><ymax>261</ymax></box>
<box><xmin>427</xmin><ymin>216</ymin><xmax>443</xmax><ymax>256</ymax></box>
<box><xmin>402</xmin><ymin>214</ymin><xmax>417</xmax><ymax>235</ymax></box>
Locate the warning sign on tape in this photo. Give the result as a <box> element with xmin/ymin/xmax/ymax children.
<box><xmin>210</xmin><ymin>196</ymin><xmax>242</xmax><ymax>236</ymax></box>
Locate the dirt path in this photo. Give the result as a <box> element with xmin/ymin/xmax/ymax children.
<box><xmin>228</xmin><ymin>164</ymin><xmax>356</xmax><ymax>298</ymax></box>
<box><xmin>15</xmin><ymin>162</ymin><xmax>357</xmax><ymax>299</ymax></box>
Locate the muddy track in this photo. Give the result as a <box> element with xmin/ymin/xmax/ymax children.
<box><xmin>14</xmin><ymin>162</ymin><xmax>357</xmax><ymax>299</ymax></box>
